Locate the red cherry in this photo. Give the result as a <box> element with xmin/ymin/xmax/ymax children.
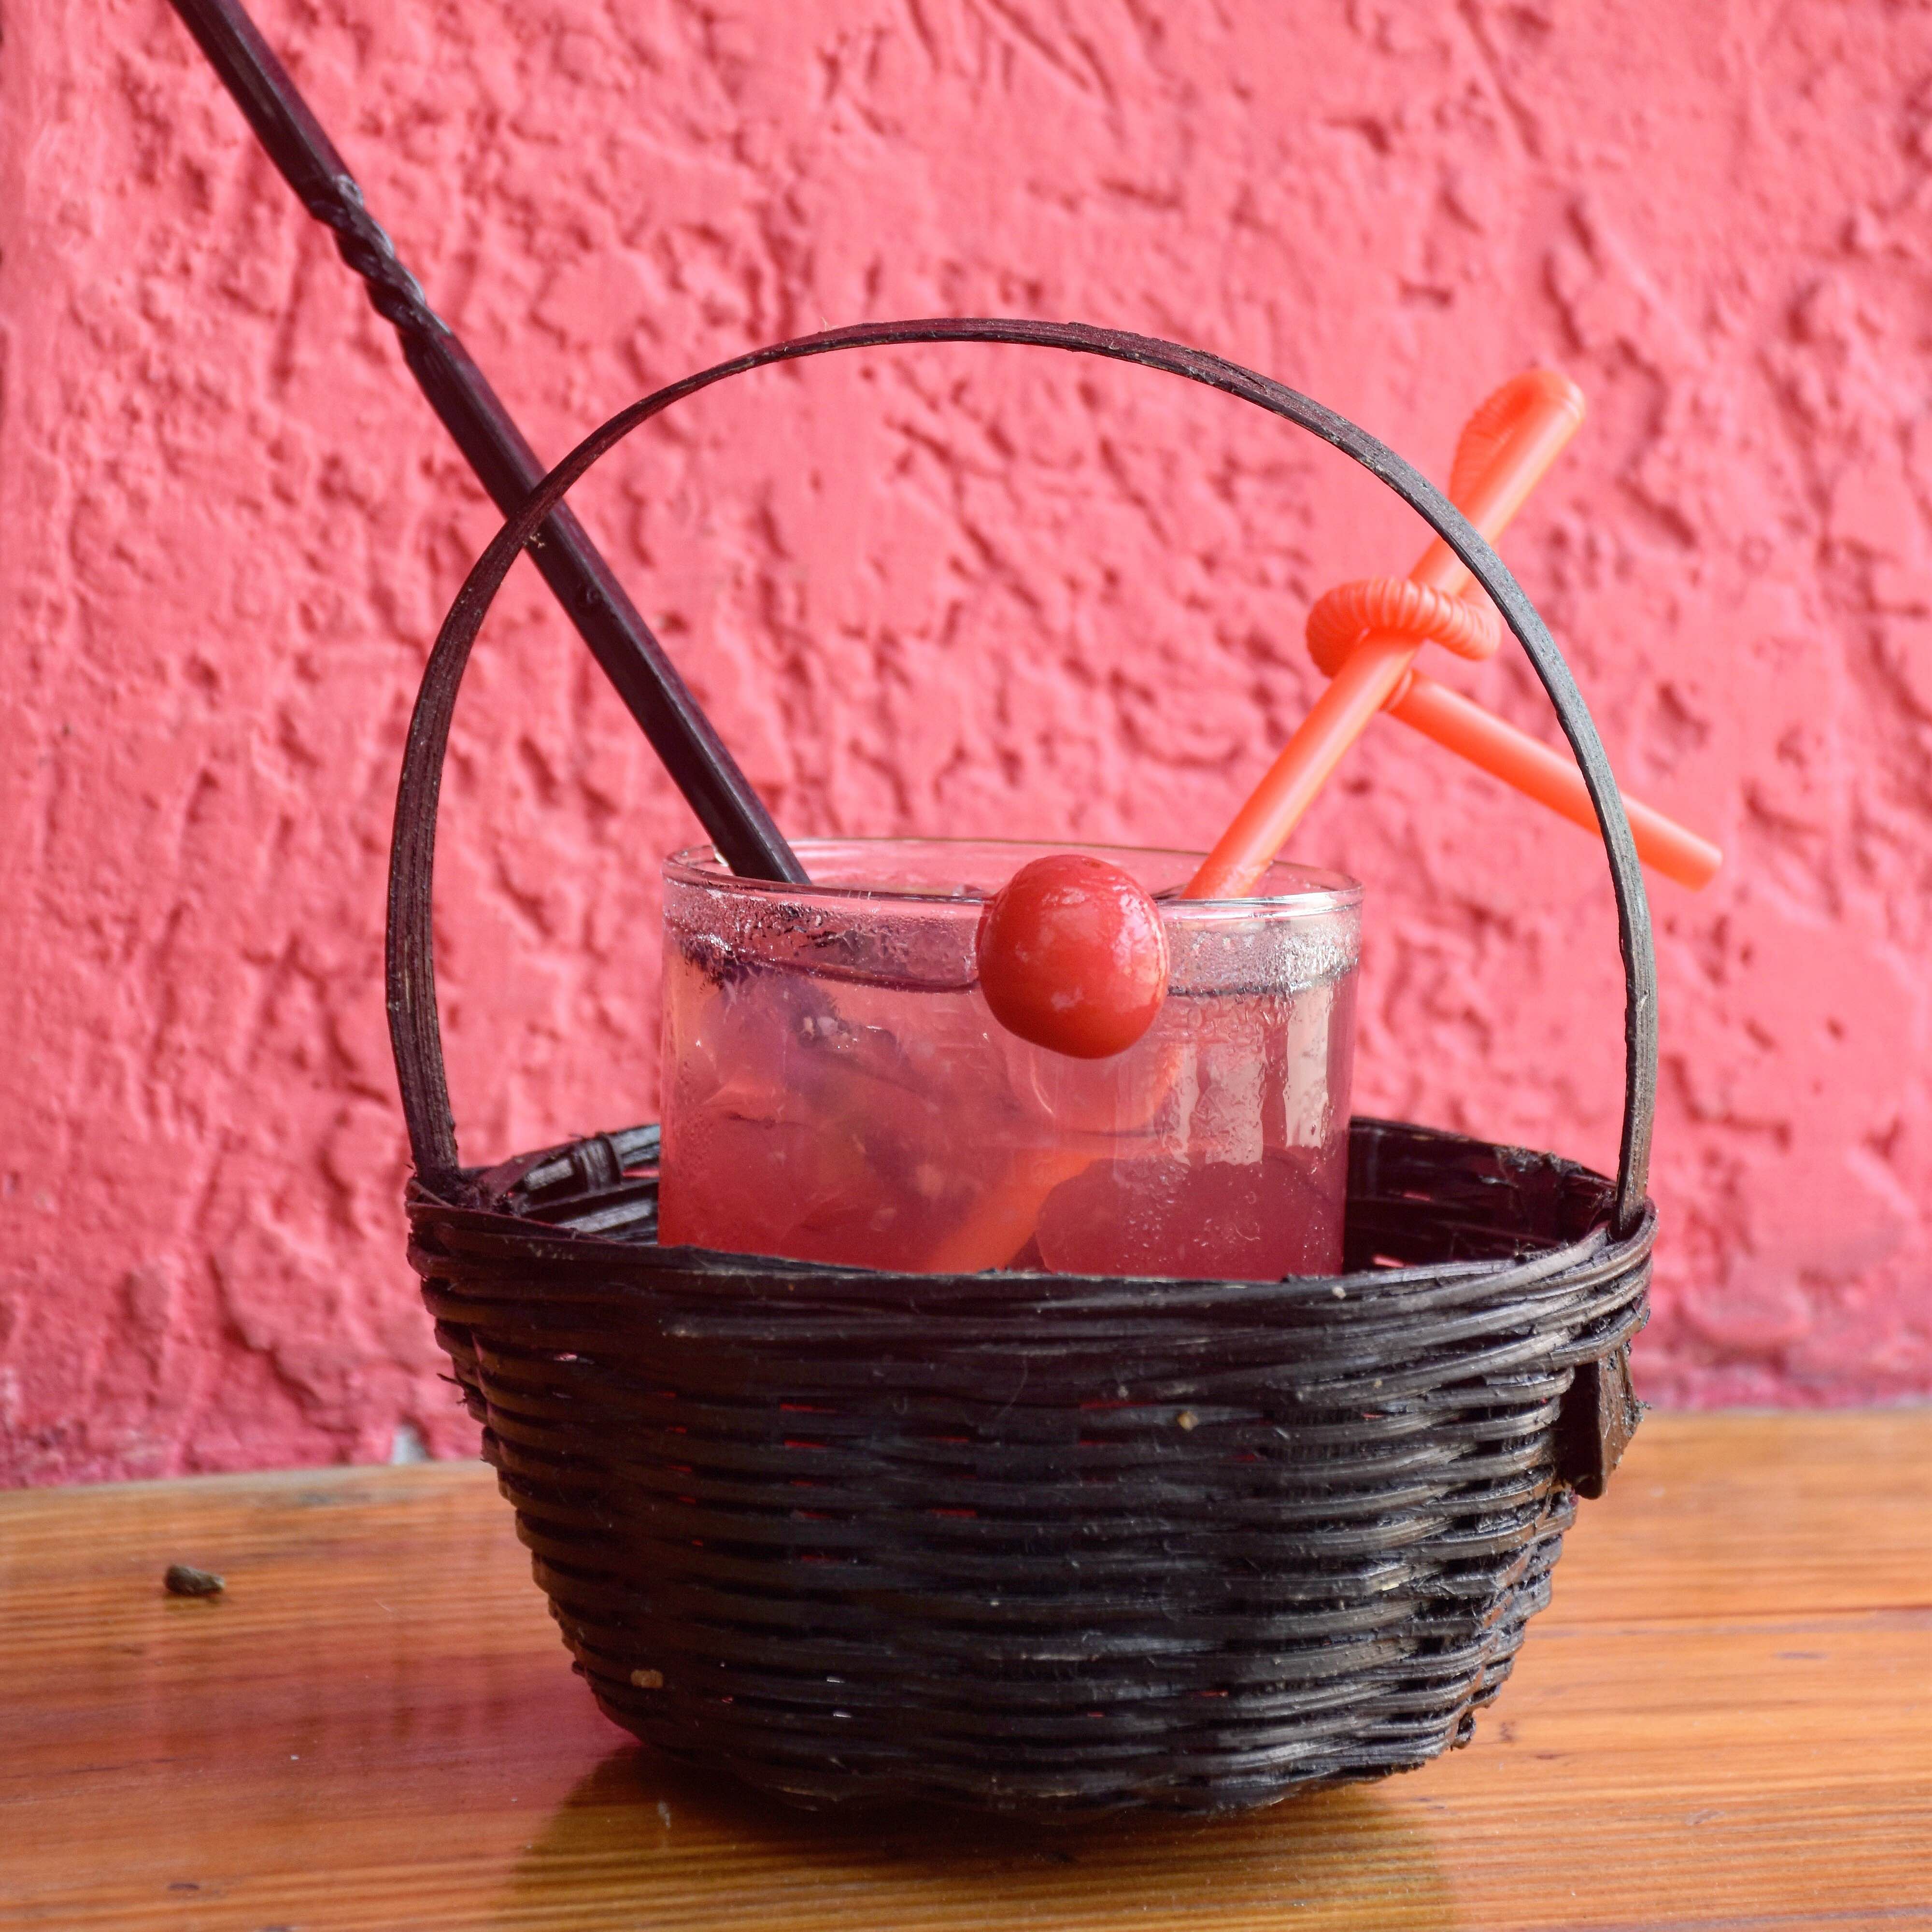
<box><xmin>975</xmin><ymin>855</ymin><xmax>1170</xmax><ymax>1059</ymax></box>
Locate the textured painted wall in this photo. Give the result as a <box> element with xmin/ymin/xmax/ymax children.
<box><xmin>2</xmin><ymin>0</ymin><xmax>1929</xmax><ymax>1485</ymax></box>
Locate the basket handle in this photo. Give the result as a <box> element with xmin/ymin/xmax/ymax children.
<box><xmin>387</xmin><ymin>320</ymin><xmax>1657</xmax><ymax>1237</ymax></box>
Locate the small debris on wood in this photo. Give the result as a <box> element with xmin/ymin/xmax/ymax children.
<box><xmin>630</xmin><ymin>1667</ymin><xmax>664</xmax><ymax>1689</ymax></box>
<box><xmin>163</xmin><ymin>1563</ymin><xmax>225</xmax><ymax>1598</ymax></box>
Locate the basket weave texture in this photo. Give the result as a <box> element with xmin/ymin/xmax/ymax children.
<box><xmin>386</xmin><ymin>321</ymin><xmax>1662</xmax><ymax>1814</ymax></box>
<box><xmin>411</xmin><ymin>1115</ymin><xmax>1649</xmax><ymax>1813</ymax></box>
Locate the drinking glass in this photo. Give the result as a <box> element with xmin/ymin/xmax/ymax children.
<box><xmin>658</xmin><ymin>839</ymin><xmax>1361</xmax><ymax>1279</ymax></box>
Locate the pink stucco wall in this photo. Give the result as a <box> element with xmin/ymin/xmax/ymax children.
<box><xmin>2</xmin><ymin>0</ymin><xmax>1929</xmax><ymax>1485</ymax></box>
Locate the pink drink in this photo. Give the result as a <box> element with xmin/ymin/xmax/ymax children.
<box><xmin>657</xmin><ymin>841</ymin><xmax>1360</xmax><ymax>1279</ymax></box>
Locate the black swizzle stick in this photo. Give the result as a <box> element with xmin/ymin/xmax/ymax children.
<box><xmin>168</xmin><ymin>0</ymin><xmax>808</xmax><ymax>885</ymax></box>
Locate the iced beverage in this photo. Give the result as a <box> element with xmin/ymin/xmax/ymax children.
<box><xmin>657</xmin><ymin>840</ymin><xmax>1360</xmax><ymax>1279</ymax></box>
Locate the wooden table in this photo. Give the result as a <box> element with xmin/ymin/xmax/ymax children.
<box><xmin>2</xmin><ymin>1412</ymin><xmax>1927</xmax><ymax>1930</ymax></box>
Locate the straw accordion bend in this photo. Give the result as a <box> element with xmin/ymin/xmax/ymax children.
<box><xmin>1305</xmin><ymin>575</ymin><xmax>1503</xmax><ymax>684</ymax></box>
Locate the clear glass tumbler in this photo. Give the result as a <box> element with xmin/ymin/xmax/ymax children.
<box><xmin>658</xmin><ymin>839</ymin><xmax>1361</xmax><ymax>1279</ymax></box>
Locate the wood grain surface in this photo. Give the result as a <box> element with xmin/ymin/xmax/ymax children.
<box><xmin>2</xmin><ymin>1411</ymin><xmax>1927</xmax><ymax>1931</ymax></box>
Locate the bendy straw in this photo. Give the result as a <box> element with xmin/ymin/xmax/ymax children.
<box><xmin>1184</xmin><ymin>371</ymin><xmax>1588</xmax><ymax>900</ymax></box>
<box><xmin>1187</xmin><ymin>369</ymin><xmax>1721</xmax><ymax>896</ymax></box>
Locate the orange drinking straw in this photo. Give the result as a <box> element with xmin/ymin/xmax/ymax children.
<box><xmin>1298</xmin><ymin>586</ymin><xmax>1719</xmax><ymax>888</ymax></box>
<box><xmin>1185</xmin><ymin>369</ymin><xmax>1722</xmax><ymax>895</ymax></box>
<box><xmin>1184</xmin><ymin>371</ymin><xmax>1587</xmax><ymax>901</ymax></box>
<box><xmin>1386</xmin><ymin>671</ymin><xmax>1722</xmax><ymax>888</ymax></box>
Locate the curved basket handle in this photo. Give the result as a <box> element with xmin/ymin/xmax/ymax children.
<box><xmin>387</xmin><ymin>320</ymin><xmax>1657</xmax><ymax>1237</ymax></box>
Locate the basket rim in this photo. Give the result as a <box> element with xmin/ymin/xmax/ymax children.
<box><xmin>407</xmin><ymin>1113</ymin><xmax>1655</xmax><ymax>1321</ymax></box>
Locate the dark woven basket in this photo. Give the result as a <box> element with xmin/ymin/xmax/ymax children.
<box><xmin>388</xmin><ymin>321</ymin><xmax>1658</xmax><ymax>1815</ymax></box>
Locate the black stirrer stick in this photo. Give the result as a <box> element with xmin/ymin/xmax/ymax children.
<box><xmin>167</xmin><ymin>0</ymin><xmax>809</xmax><ymax>886</ymax></box>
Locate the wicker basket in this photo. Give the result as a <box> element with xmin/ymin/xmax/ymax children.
<box><xmin>387</xmin><ymin>321</ymin><xmax>1658</xmax><ymax>1815</ymax></box>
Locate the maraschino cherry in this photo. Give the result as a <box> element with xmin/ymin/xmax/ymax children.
<box><xmin>975</xmin><ymin>854</ymin><xmax>1169</xmax><ymax>1059</ymax></box>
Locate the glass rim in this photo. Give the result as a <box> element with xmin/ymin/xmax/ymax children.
<box><xmin>664</xmin><ymin>836</ymin><xmax>1364</xmax><ymax>918</ymax></box>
